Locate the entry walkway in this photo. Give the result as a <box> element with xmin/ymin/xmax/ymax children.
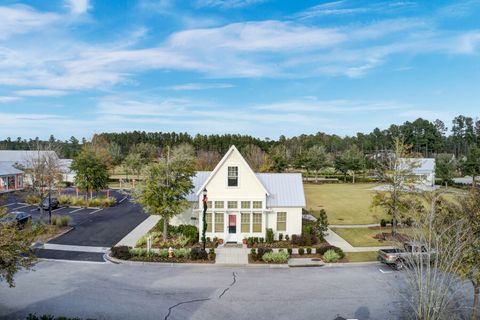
<box><xmin>324</xmin><ymin>228</ymin><xmax>394</xmax><ymax>252</ymax></box>
<box><xmin>116</xmin><ymin>215</ymin><xmax>161</xmax><ymax>247</ymax></box>
<box><xmin>215</xmin><ymin>245</ymin><xmax>249</xmax><ymax>265</ymax></box>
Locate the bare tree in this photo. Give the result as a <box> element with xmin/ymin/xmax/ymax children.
<box><xmin>243</xmin><ymin>144</ymin><xmax>268</xmax><ymax>172</ymax></box>
<box><xmin>196</xmin><ymin>150</ymin><xmax>221</xmax><ymax>171</ymax></box>
<box><xmin>372</xmin><ymin>138</ymin><xmax>419</xmax><ymax>235</ymax></box>
<box><xmin>400</xmin><ymin>191</ymin><xmax>472</xmax><ymax>320</ymax></box>
<box><xmin>23</xmin><ymin>143</ymin><xmax>62</xmax><ymax>223</ymax></box>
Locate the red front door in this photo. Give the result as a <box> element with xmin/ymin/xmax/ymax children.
<box><xmin>228</xmin><ymin>214</ymin><xmax>236</xmax><ymax>233</ymax></box>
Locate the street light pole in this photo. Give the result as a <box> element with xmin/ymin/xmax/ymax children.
<box><xmin>48</xmin><ymin>185</ymin><xmax>52</xmax><ymax>224</ymax></box>
<box><xmin>202</xmin><ymin>188</ymin><xmax>208</xmax><ymax>250</ymax></box>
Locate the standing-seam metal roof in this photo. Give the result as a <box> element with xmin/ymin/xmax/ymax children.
<box><xmin>186</xmin><ymin>171</ymin><xmax>305</xmax><ymax>208</ymax></box>
<box><xmin>0</xmin><ymin>162</ymin><xmax>24</xmax><ymax>176</ymax></box>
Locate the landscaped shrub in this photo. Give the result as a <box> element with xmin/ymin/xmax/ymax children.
<box><xmin>298</xmin><ymin>247</ymin><xmax>305</xmax><ymax>255</ymax></box>
<box><xmin>256</xmin><ymin>247</ymin><xmax>272</xmax><ymax>260</ymax></box>
<box><xmin>208</xmin><ymin>248</ymin><xmax>216</xmax><ymax>261</ymax></box>
<box><xmin>278</xmin><ymin>233</ymin><xmax>283</xmax><ymax>241</ymax></box>
<box><xmin>158</xmin><ymin>249</ymin><xmax>169</xmax><ymax>258</ymax></box>
<box><xmin>259</xmin><ymin>237</ymin><xmax>264</xmax><ymax>243</ymax></box>
<box><xmin>253</xmin><ymin>237</ymin><xmax>259</xmax><ymax>243</ymax></box>
<box><xmin>136</xmin><ymin>231</ymin><xmax>163</xmax><ymax>247</ymax></box>
<box><xmin>315</xmin><ymin>247</ymin><xmax>322</xmax><ymax>255</ymax></box>
<box><xmin>190</xmin><ymin>247</ymin><xmax>208</xmax><ymax>260</ymax></box>
<box><xmin>26</xmin><ymin>314</ymin><xmax>84</xmax><ymax>320</ymax></box>
<box><xmin>307</xmin><ymin>247</ymin><xmax>312</xmax><ymax>255</ymax></box>
<box><xmin>25</xmin><ymin>194</ymin><xmax>41</xmax><ymax>205</ymax></box>
<box><xmin>59</xmin><ymin>215</ymin><xmax>70</xmax><ymax>227</ymax></box>
<box><xmin>250</xmin><ymin>248</ymin><xmax>257</xmax><ymax>261</ymax></box>
<box><xmin>129</xmin><ymin>248</ymin><xmax>148</xmax><ymax>257</ymax></box>
<box><xmin>247</xmin><ymin>237</ymin><xmax>254</xmax><ymax>246</ymax></box>
<box><xmin>173</xmin><ymin>248</ymin><xmax>190</xmax><ymax>258</ymax></box>
<box><xmin>266</xmin><ymin>228</ymin><xmax>274</xmax><ymax>244</ymax></box>
<box><xmin>158</xmin><ymin>234</ymin><xmax>189</xmax><ymax>248</ymax></box>
<box><xmin>0</xmin><ymin>206</ymin><xmax>6</xmax><ymax>216</ymax></box>
<box><xmin>287</xmin><ymin>247</ymin><xmax>292</xmax><ymax>255</ymax></box>
<box><xmin>315</xmin><ymin>209</ymin><xmax>329</xmax><ymax>241</ymax></box>
<box><xmin>323</xmin><ymin>249</ymin><xmax>340</xmax><ymax>263</ymax></box>
<box><xmin>317</xmin><ymin>244</ymin><xmax>345</xmax><ymax>259</ymax></box>
<box><xmin>380</xmin><ymin>219</ymin><xmax>387</xmax><ymax>227</ymax></box>
<box><xmin>262</xmin><ymin>252</ymin><xmax>289</xmax><ymax>264</ymax></box>
<box><xmin>111</xmin><ymin>246</ymin><xmax>131</xmax><ymax>260</ymax></box>
<box><xmin>285</xmin><ymin>234</ymin><xmax>290</xmax><ymax>241</ymax></box>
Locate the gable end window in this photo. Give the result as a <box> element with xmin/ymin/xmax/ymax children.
<box><xmin>228</xmin><ymin>166</ymin><xmax>238</xmax><ymax>187</ymax></box>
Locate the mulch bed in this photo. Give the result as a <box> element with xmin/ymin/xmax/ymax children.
<box><xmin>129</xmin><ymin>256</ymin><xmax>215</xmax><ymax>264</ymax></box>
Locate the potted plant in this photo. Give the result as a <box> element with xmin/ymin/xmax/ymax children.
<box><xmin>242</xmin><ymin>237</ymin><xmax>248</xmax><ymax>245</ymax></box>
<box><xmin>218</xmin><ymin>238</ymin><xmax>224</xmax><ymax>245</ymax></box>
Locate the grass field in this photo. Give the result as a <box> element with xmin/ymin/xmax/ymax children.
<box><xmin>304</xmin><ymin>183</ymin><xmax>389</xmax><ymax>225</ymax></box>
<box><xmin>344</xmin><ymin>251</ymin><xmax>379</xmax><ymax>262</ymax></box>
<box><xmin>331</xmin><ymin>227</ymin><xmax>396</xmax><ymax>247</ymax></box>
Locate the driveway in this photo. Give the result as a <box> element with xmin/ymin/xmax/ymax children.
<box><xmin>0</xmin><ymin>262</ymin><xmax>414</xmax><ymax>320</ymax></box>
<box><xmin>34</xmin><ymin>192</ymin><xmax>148</xmax><ymax>262</ymax></box>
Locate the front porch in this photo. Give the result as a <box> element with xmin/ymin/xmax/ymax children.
<box><xmin>196</xmin><ymin>209</ymin><xmax>273</xmax><ymax>243</ymax></box>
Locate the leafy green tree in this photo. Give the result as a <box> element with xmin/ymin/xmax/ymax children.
<box><xmin>340</xmin><ymin>145</ymin><xmax>364</xmax><ymax>183</ymax></box>
<box><xmin>134</xmin><ymin>146</ymin><xmax>195</xmax><ymax>241</ymax></box>
<box><xmin>123</xmin><ymin>153</ymin><xmax>143</xmax><ymax>182</ymax></box>
<box><xmin>372</xmin><ymin>138</ymin><xmax>416</xmax><ymax>236</ymax></box>
<box><xmin>0</xmin><ymin>223</ymin><xmax>36</xmax><ymax>287</ymax></box>
<box><xmin>131</xmin><ymin>143</ymin><xmax>157</xmax><ymax>164</ymax></box>
<box><xmin>305</xmin><ymin>145</ymin><xmax>330</xmax><ymax>182</ymax></box>
<box><xmin>461</xmin><ymin>146</ymin><xmax>480</xmax><ymax>186</ymax></box>
<box><xmin>72</xmin><ymin>150</ymin><xmax>109</xmax><ymax>199</ymax></box>
<box><xmin>435</xmin><ymin>154</ymin><xmax>457</xmax><ymax>188</ymax></box>
<box><xmin>108</xmin><ymin>142</ymin><xmax>123</xmax><ymax>170</ymax></box>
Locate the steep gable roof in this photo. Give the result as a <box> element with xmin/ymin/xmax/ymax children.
<box><xmin>195</xmin><ymin>145</ymin><xmax>269</xmax><ymax>196</ymax></box>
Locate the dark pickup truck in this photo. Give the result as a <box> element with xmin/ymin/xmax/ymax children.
<box><xmin>378</xmin><ymin>242</ymin><xmax>432</xmax><ymax>270</ymax></box>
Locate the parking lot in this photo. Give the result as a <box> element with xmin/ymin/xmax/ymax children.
<box><xmin>2</xmin><ymin>202</ymin><xmax>104</xmax><ymax>226</ymax></box>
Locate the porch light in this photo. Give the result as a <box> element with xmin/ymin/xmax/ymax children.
<box><xmin>202</xmin><ymin>188</ymin><xmax>207</xmax><ymax>197</ymax></box>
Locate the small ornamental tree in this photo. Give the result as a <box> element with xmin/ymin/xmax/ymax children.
<box><xmin>72</xmin><ymin>150</ymin><xmax>109</xmax><ymax>199</ymax></box>
<box><xmin>315</xmin><ymin>209</ymin><xmax>329</xmax><ymax>241</ymax></box>
<box><xmin>435</xmin><ymin>154</ymin><xmax>457</xmax><ymax>188</ymax></box>
<box><xmin>462</xmin><ymin>146</ymin><xmax>480</xmax><ymax>186</ymax></box>
<box><xmin>134</xmin><ymin>146</ymin><xmax>195</xmax><ymax>241</ymax></box>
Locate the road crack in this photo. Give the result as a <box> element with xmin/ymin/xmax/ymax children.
<box><xmin>218</xmin><ymin>272</ymin><xmax>237</xmax><ymax>299</ymax></box>
<box><xmin>164</xmin><ymin>298</ymin><xmax>210</xmax><ymax>320</ymax></box>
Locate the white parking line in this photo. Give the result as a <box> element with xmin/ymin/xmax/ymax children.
<box><xmin>119</xmin><ymin>196</ymin><xmax>128</xmax><ymax>203</ymax></box>
<box><xmin>69</xmin><ymin>207</ymin><xmax>85</xmax><ymax>214</ymax></box>
<box><xmin>31</xmin><ymin>207</ymin><xmax>40</xmax><ymax>211</ymax></box>
<box><xmin>378</xmin><ymin>267</ymin><xmax>394</xmax><ymax>274</ymax></box>
<box><xmin>89</xmin><ymin>208</ymin><xmax>103</xmax><ymax>214</ymax></box>
<box><xmin>1</xmin><ymin>203</ymin><xmax>17</xmax><ymax>207</ymax></box>
<box><xmin>11</xmin><ymin>204</ymin><xmax>31</xmax><ymax>210</ymax></box>
<box><xmin>51</xmin><ymin>207</ymin><xmax>67</xmax><ymax>212</ymax></box>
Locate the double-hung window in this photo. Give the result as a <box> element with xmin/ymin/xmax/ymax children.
<box><xmin>241</xmin><ymin>212</ymin><xmax>250</xmax><ymax>233</ymax></box>
<box><xmin>214</xmin><ymin>212</ymin><xmax>224</xmax><ymax>233</ymax></box>
<box><xmin>206</xmin><ymin>212</ymin><xmax>212</xmax><ymax>232</ymax></box>
<box><xmin>252</xmin><ymin>212</ymin><xmax>262</xmax><ymax>233</ymax></box>
<box><xmin>227</xmin><ymin>201</ymin><xmax>238</xmax><ymax>209</ymax></box>
<box><xmin>277</xmin><ymin>212</ymin><xmax>287</xmax><ymax>231</ymax></box>
<box><xmin>228</xmin><ymin>166</ymin><xmax>238</xmax><ymax>187</ymax></box>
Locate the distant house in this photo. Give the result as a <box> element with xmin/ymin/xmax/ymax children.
<box><xmin>0</xmin><ymin>162</ymin><xmax>24</xmax><ymax>193</ymax></box>
<box><xmin>171</xmin><ymin>145</ymin><xmax>306</xmax><ymax>243</ymax></box>
<box><xmin>0</xmin><ymin>150</ymin><xmax>75</xmax><ymax>186</ymax></box>
<box><xmin>400</xmin><ymin>158</ymin><xmax>436</xmax><ymax>188</ymax></box>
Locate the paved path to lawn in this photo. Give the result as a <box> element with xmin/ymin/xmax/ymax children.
<box><xmin>325</xmin><ymin>228</ymin><xmax>394</xmax><ymax>252</ymax></box>
<box><xmin>329</xmin><ymin>223</ymin><xmax>380</xmax><ymax>228</ymax></box>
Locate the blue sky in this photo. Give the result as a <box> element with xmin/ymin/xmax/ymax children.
<box><xmin>0</xmin><ymin>0</ymin><xmax>479</xmax><ymax>140</ymax></box>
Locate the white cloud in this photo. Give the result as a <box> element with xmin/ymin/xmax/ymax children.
<box><xmin>0</xmin><ymin>4</ymin><xmax>60</xmax><ymax>40</ymax></box>
<box><xmin>15</xmin><ymin>89</ymin><xmax>69</xmax><ymax>97</ymax></box>
<box><xmin>0</xmin><ymin>96</ymin><xmax>21</xmax><ymax>103</ymax></box>
<box><xmin>168</xmin><ymin>83</ymin><xmax>234</xmax><ymax>90</ymax></box>
<box><xmin>65</xmin><ymin>0</ymin><xmax>91</xmax><ymax>14</ymax></box>
<box><xmin>195</xmin><ymin>0</ymin><xmax>267</xmax><ymax>9</ymax></box>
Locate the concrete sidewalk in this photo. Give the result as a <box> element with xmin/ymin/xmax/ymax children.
<box><xmin>324</xmin><ymin>228</ymin><xmax>393</xmax><ymax>252</ymax></box>
<box><xmin>116</xmin><ymin>215</ymin><xmax>161</xmax><ymax>247</ymax></box>
<box><xmin>215</xmin><ymin>246</ymin><xmax>249</xmax><ymax>265</ymax></box>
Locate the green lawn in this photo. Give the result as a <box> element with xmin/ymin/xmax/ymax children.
<box><xmin>304</xmin><ymin>183</ymin><xmax>389</xmax><ymax>225</ymax></box>
<box><xmin>331</xmin><ymin>227</ymin><xmax>395</xmax><ymax>247</ymax></box>
<box><xmin>344</xmin><ymin>251</ymin><xmax>379</xmax><ymax>262</ymax></box>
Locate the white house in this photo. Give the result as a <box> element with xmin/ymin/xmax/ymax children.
<box><xmin>171</xmin><ymin>145</ymin><xmax>306</xmax><ymax>243</ymax></box>
<box><xmin>400</xmin><ymin>158</ymin><xmax>436</xmax><ymax>188</ymax></box>
<box><xmin>0</xmin><ymin>150</ymin><xmax>75</xmax><ymax>185</ymax></box>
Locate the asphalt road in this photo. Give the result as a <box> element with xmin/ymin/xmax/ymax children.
<box><xmin>0</xmin><ymin>262</ymin><xmax>411</xmax><ymax>320</ymax></box>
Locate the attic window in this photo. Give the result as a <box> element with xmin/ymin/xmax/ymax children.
<box><xmin>228</xmin><ymin>166</ymin><xmax>238</xmax><ymax>187</ymax></box>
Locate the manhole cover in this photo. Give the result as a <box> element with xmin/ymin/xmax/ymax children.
<box><xmin>311</xmin><ymin>258</ymin><xmax>321</xmax><ymax>262</ymax></box>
